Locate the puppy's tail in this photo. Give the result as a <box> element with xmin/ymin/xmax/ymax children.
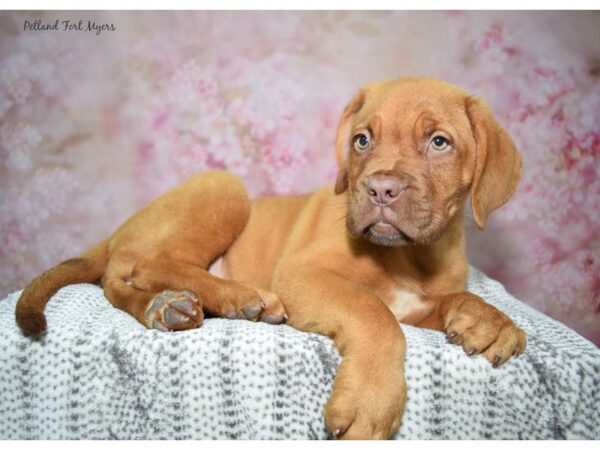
<box><xmin>15</xmin><ymin>240</ymin><xmax>109</xmax><ymax>336</ymax></box>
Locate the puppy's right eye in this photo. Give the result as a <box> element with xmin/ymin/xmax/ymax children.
<box><xmin>354</xmin><ymin>133</ymin><xmax>371</xmax><ymax>152</ymax></box>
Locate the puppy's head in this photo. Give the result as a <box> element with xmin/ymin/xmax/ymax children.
<box><xmin>335</xmin><ymin>77</ymin><xmax>521</xmax><ymax>247</ymax></box>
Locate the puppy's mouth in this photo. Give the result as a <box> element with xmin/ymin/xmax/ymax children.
<box><xmin>363</xmin><ymin>220</ymin><xmax>414</xmax><ymax>247</ymax></box>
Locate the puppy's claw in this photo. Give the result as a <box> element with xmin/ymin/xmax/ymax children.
<box><xmin>241</xmin><ymin>305</ymin><xmax>263</xmax><ymax>319</ymax></box>
<box><xmin>492</xmin><ymin>355</ymin><xmax>502</xmax><ymax>368</ymax></box>
<box><xmin>334</xmin><ymin>428</ymin><xmax>342</xmax><ymax>439</ymax></box>
<box><xmin>468</xmin><ymin>347</ymin><xmax>477</xmax><ymax>356</ymax></box>
<box><xmin>261</xmin><ymin>314</ymin><xmax>285</xmax><ymax>325</ymax></box>
<box><xmin>152</xmin><ymin>319</ymin><xmax>169</xmax><ymax>332</ymax></box>
<box><xmin>172</xmin><ymin>299</ymin><xmax>197</xmax><ymax>316</ymax></box>
<box><xmin>164</xmin><ymin>308</ymin><xmax>189</xmax><ymax>327</ymax></box>
<box><xmin>181</xmin><ymin>290</ymin><xmax>198</xmax><ymax>302</ymax></box>
<box><xmin>447</xmin><ymin>330</ymin><xmax>458</xmax><ymax>339</ymax></box>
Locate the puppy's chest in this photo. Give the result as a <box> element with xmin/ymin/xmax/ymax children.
<box><xmin>370</xmin><ymin>276</ymin><xmax>433</xmax><ymax>324</ymax></box>
<box><xmin>383</xmin><ymin>289</ymin><xmax>433</xmax><ymax>324</ymax></box>
<box><xmin>347</xmin><ymin>261</ymin><xmax>435</xmax><ymax>325</ymax></box>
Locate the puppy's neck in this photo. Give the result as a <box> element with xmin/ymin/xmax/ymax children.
<box><xmin>409</xmin><ymin>210</ymin><xmax>467</xmax><ymax>274</ymax></box>
<box><xmin>356</xmin><ymin>207</ymin><xmax>467</xmax><ymax>279</ymax></box>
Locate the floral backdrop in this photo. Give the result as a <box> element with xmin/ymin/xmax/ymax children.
<box><xmin>0</xmin><ymin>11</ymin><xmax>598</xmax><ymax>345</ymax></box>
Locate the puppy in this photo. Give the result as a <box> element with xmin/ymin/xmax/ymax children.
<box><xmin>16</xmin><ymin>77</ymin><xmax>526</xmax><ymax>439</ymax></box>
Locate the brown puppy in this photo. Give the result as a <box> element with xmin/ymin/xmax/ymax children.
<box><xmin>15</xmin><ymin>77</ymin><xmax>526</xmax><ymax>440</ymax></box>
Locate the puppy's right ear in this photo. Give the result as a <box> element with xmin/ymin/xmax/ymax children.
<box><xmin>334</xmin><ymin>90</ymin><xmax>366</xmax><ymax>194</ymax></box>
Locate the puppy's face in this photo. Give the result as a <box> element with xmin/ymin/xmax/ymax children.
<box><xmin>335</xmin><ymin>78</ymin><xmax>521</xmax><ymax>247</ymax></box>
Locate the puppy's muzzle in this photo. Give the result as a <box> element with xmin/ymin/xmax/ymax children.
<box><xmin>366</xmin><ymin>174</ymin><xmax>406</xmax><ymax>206</ymax></box>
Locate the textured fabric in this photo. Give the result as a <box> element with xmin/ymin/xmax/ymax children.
<box><xmin>0</xmin><ymin>267</ymin><xmax>599</xmax><ymax>440</ymax></box>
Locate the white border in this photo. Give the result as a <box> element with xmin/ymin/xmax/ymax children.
<box><xmin>2</xmin><ymin>0</ymin><xmax>600</xmax><ymax>11</ymax></box>
<box><xmin>2</xmin><ymin>0</ymin><xmax>599</xmax><ymax>447</ymax></box>
<box><xmin>3</xmin><ymin>436</ymin><xmax>600</xmax><ymax>447</ymax></box>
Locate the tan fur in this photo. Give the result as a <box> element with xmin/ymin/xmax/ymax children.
<box><xmin>15</xmin><ymin>77</ymin><xmax>526</xmax><ymax>439</ymax></box>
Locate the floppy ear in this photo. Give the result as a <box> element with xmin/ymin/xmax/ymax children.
<box><xmin>334</xmin><ymin>90</ymin><xmax>366</xmax><ymax>194</ymax></box>
<box><xmin>466</xmin><ymin>96</ymin><xmax>522</xmax><ymax>229</ymax></box>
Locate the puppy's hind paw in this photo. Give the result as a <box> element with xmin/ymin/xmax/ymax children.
<box><xmin>146</xmin><ymin>290</ymin><xmax>203</xmax><ymax>331</ymax></box>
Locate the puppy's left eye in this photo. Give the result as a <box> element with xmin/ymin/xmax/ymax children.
<box><xmin>430</xmin><ymin>135</ymin><xmax>450</xmax><ymax>152</ymax></box>
<box><xmin>354</xmin><ymin>133</ymin><xmax>371</xmax><ymax>152</ymax></box>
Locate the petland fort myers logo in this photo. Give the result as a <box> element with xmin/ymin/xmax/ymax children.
<box><xmin>23</xmin><ymin>19</ymin><xmax>116</xmax><ymax>36</ymax></box>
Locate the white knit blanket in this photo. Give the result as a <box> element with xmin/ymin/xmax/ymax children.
<box><xmin>0</xmin><ymin>267</ymin><xmax>599</xmax><ymax>440</ymax></box>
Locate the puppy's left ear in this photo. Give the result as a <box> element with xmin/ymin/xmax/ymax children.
<box><xmin>466</xmin><ymin>96</ymin><xmax>522</xmax><ymax>229</ymax></box>
<box><xmin>334</xmin><ymin>89</ymin><xmax>366</xmax><ymax>194</ymax></box>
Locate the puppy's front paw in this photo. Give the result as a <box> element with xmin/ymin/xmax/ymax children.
<box><xmin>146</xmin><ymin>290</ymin><xmax>203</xmax><ymax>331</ymax></box>
<box><xmin>443</xmin><ymin>292</ymin><xmax>526</xmax><ymax>367</ymax></box>
<box><xmin>324</xmin><ymin>357</ymin><xmax>406</xmax><ymax>440</ymax></box>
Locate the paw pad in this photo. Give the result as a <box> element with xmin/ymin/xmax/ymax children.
<box><xmin>146</xmin><ymin>290</ymin><xmax>203</xmax><ymax>331</ymax></box>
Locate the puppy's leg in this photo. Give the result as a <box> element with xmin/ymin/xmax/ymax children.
<box><xmin>130</xmin><ymin>256</ymin><xmax>287</xmax><ymax>323</ymax></box>
<box><xmin>272</xmin><ymin>263</ymin><xmax>407</xmax><ymax>440</ymax></box>
<box><xmin>417</xmin><ymin>292</ymin><xmax>527</xmax><ymax>367</ymax></box>
<box><xmin>104</xmin><ymin>278</ymin><xmax>203</xmax><ymax>331</ymax></box>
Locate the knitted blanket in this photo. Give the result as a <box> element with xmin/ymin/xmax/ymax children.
<box><xmin>1</xmin><ymin>267</ymin><xmax>599</xmax><ymax>440</ymax></box>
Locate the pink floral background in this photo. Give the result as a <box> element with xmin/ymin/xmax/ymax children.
<box><xmin>0</xmin><ymin>11</ymin><xmax>598</xmax><ymax>345</ymax></box>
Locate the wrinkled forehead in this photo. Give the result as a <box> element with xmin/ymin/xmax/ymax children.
<box><xmin>355</xmin><ymin>80</ymin><xmax>470</xmax><ymax>133</ymax></box>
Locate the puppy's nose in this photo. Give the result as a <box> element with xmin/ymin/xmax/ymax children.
<box><xmin>366</xmin><ymin>175</ymin><xmax>402</xmax><ymax>206</ymax></box>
